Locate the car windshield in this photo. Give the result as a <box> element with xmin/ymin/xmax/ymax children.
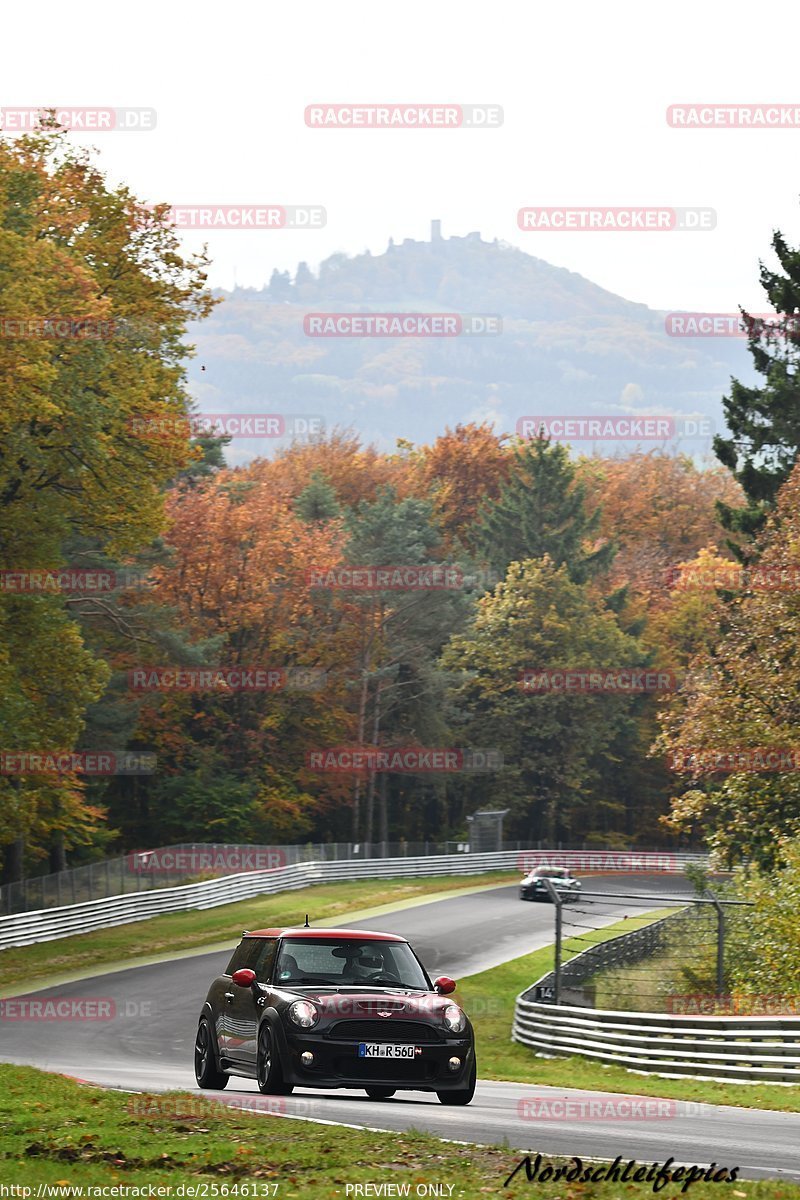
<box><xmin>274</xmin><ymin>938</ymin><xmax>430</xmax><ymax>990</ymax></box>
<box><xmin>535</xmin><ymin>869</ymin><xmax>569</xmax><ymax>878</ymax></box>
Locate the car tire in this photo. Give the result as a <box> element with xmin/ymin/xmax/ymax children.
<box><xmin>256</xmin><ymin>1024</ymin><xmax>294</xmax><ymax>1095</ymax></box>
<box><xmin>365</xmin><ymin>1087</ymin><xmax>396</xmax><ymax>1100</ymax></box>
<box><xmin>437</xmin><ymin>1060</ymin><xmax>476</xmax><ymax>1106</ymax></box>
<box><xmin>194</xmin><ymin>1018</ymin><xmax>229</xmax><ymax>1090</ymax></box>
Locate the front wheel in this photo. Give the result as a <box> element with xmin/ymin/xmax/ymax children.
<box><xmin>194</xmin><ymin>1019</ymin><xmax>228</xmax><ymax>1089</ymax></box>
<box><xmin>256</xmin><ymin>1024</ymin><xmax>294</xmax><ymax>1095</ymax></box>
<box><xmin>365</xmin><ymin>1086</ymin><xmax>396</xmax><ymax>1100</ymax></box>
<box><xmin>437</xmin><ymin>1060</ymin><xmax>476</xmax><ymax>1106</ymax></box>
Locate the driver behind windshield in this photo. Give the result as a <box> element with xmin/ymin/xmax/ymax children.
<box><xmin>273</xmin><ymin>937</ymin><xmax>429</xmax><ymax>989</ymax></box>
<box><xmin>338</xmin><ymin>945</ymin><xmax>386</xmax><ymax>982</ymax></box>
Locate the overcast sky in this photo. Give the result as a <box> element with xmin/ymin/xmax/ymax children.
<box><xmin>4</xmin><ymin>0</ymin><xmax>800</xmax><ymax>313</ymax></box>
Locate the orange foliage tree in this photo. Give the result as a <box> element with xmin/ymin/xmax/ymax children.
<box><xmin>578</xmin><ymin>453</ymin><xmax>742</xmax><ymax>600</ymax></box>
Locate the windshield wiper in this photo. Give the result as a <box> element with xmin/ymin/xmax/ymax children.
<box><xmin>284</xmin><ymin>977</ymin><xmax>339</xmax><ymax>986</ymax></box>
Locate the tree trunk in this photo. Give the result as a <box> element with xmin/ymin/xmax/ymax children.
<box><xmin>1</xmin><ymin>837</ymin><xmax>25</xmax><ymax>885</ymax></box>
<box><xmin>352</xmin><ymin>666</ymin><xmax>369</xmax><ymax>842</ymax></box>
<box><xmin>542</xmin><ymin>792</ymin><xmax>557</xmax><ymax>845</ymax></box>
<box><xmin>49</xmin><ymin>833</ymin><xmax>67</xmax><ymax>874</ymax></box>
<box><xmin>378</xmin><ymin>772</ymin><xmax>388</xmax><ymax>847</ymax></box>
<box><xmin>365</xmin><ymin>677</ymin><xmax>383</xmax><ymax>849</ymax></box>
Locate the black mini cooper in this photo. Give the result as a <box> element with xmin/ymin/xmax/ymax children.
<box><xmin>194</xmin><ymin>927</ymin><xmax>476</xmax><ymax>1105</ymax></box>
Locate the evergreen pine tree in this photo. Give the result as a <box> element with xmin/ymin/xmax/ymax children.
<box><xmin>294</xmin><ymin>470</ymin><xmax>341</xmax><ymax>523</ymax></box>
<box><xmin>714</xmin><ymin>227</ymin><xmax>800</xmax><ymax>549</ymax></box>
<box><xmin>474</xmin><ymin>434</ymin><xmax>614</xmax><ymax>582</ymax></box>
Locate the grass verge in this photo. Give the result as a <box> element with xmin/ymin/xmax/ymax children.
<box><xmin>0</xmin><ymin>873</ymin><xmax>518</xmax><ymax>993</ymax></box>
<box><xmin>0</xmin><ymin>1064</ymin><xmax>789</xmax><ymax>1197</ymax></box>
<box><xmin>457</xmin><ymin>920</ymin><xmax>800</xmax><ymax>1113</ymax></box>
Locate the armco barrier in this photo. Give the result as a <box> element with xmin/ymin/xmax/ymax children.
<box><xmin>513</xmin><ymin>922</ymin><xmax>800</xmax><ymax>1084</ymax></box>
<box><xmin>0</xmin><ymin>850</ymin><xmax>705</xmax><ymax>951</ymax></box>
<box><xmin>0</xmin><ymin>840</ymin><xmax>703</xmax><ymax>916</ymax></box>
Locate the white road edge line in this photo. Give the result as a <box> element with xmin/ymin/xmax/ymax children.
<box><xmin>74</xmin><ymin>1080</ymin><xmax>800</xmax><ymax>1179</ymax></box>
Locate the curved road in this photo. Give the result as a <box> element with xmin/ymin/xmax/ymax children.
<box><xmin>2</xmin><ymin>875</ymin><xmax>799</xmax><ymax>1182</ymax></box>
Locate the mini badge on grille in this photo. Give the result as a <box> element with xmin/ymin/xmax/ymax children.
<box><xmin>377</xmin><ymin>1011</ymin><xmax>393</xmax><ymax>1018</ymax></box>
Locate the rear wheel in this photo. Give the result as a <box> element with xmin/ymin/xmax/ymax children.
<box><xmin>437</xmin><ymin>1060</ymin><xmax>476</xmax><ymax>1106</ymax></box>
<box><xmin>365</xmin><ymin>1087</ymin><xmax>396</xmax><ymax>1100</ymax></box>
<box><xmin>256</xmin><ymin>1024</ymin><xmax>294</xmax><ymax>1095</ymax></box>
<box><xmin>194</xmin><ymin>1019</ymin><xmax>228</xmax><ymax>1090</ymax></box>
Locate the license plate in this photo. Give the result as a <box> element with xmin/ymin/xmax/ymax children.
<box><xmin>358</xmin><ymin>1043</ymin><xmax>420</xmax><ymax>1059</ymax></box>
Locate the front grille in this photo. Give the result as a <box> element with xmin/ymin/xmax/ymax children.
<box><xmin>326</xmin><ymin>1019</ymin><xmax>441</xmax><ymax>1043</ymax></box>
<box><xmin>335</xmin><ymin>1056</ymin><xmax>434</xmax><ymax>1081</ymax></box>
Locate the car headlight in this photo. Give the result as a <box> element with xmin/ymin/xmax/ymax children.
<box><xmin>287</xmin><ymin>1000</ymin><xmax>319</xmax><ymax>1028</ymax></box>
<box><xmin>443</xmin><ymin>1004</ymin><xmax>466</xmax><ymax>1033</ymax></box>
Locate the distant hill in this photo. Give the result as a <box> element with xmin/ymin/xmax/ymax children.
<box><xmin>186</xmin><ymin>223</ymin><xmax>753</xmax><ymax>461</ymax></box>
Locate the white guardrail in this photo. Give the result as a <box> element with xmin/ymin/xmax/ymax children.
<box><xmin>513</xmin><ymin>997</ymin><xmax>800</xmax><ymax>1084</ymax></box>
<box><xmin>513</xmin><ymin>927</ymin><xmax>800</xmax><ymax>1084</ymax></box>
<box><xmin>0</xmin><ymin>849</ymin><xmax>704</xmax><ymax>951</ymax></box>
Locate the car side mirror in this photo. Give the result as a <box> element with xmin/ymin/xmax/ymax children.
<box><xmin>232</xmin><ymin>968</ymin><xmax>257</xmax><ymax>988</ymax></box>
<box><xmin>434</xmin><ymin>976</ymin><xmax>456</xmax><ymax>995</ymax></box>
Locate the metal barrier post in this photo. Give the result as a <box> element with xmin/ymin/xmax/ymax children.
<box><xmin>707</xmin><ymin>887</ymin><xmax>726</xmax><ymax>996</ymax></box>
<box><xmin>543</xmin><ymin>877</ymin><xmax>564</xmax><ymax>1006</ymax></box>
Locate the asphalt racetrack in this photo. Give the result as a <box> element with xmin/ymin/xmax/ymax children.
<box><xmin>2</xmin><ymin>874</ymin><xmax>799</xmax><ymax>1181</ymax></box>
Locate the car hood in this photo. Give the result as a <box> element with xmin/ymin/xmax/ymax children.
<box><xmin>277</xmin><ymin>986</ymin><xmax>457</xmax><ymax>1019</ymax></box>
<box><xmin>525</xmin><ymin>874</ymin><xmax>577</xmax><ymax>883</ymax></box>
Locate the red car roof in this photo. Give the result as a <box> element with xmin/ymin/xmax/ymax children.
<box><xmin>244</xmin><ymin>927</ymin><xmax>407</xmax><ymax>942</ymax></box>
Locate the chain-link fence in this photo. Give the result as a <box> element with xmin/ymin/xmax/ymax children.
<box><xmin>0</xmin><ymin>839</ymin><xmax>697</xmax><ymax>915</ymax></box>
<box><xmin>530</xmin><ymin>889</ymin><xmax>750</xmax><ymax>1012</ymax></box>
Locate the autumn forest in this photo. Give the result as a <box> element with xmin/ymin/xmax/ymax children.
<box><xmin>4</xmin><ymin>128</ymin><xmax>800</xmax><ymax>886</ymax></box>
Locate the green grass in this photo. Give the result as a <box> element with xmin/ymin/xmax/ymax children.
<box><xmin>0</xmin><ymin>1064</ymin><xmax>790</xmax><ymax>1198</ymax></box>
<box><xmin>457</xmin><ymin>922</ymin><xmax>800</xmax><ymax>1113</ymax></box>
<box><xmin>0</xmin><ymin>873</ymin><xmax>519</xmax><ymax>993</ymax></box>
